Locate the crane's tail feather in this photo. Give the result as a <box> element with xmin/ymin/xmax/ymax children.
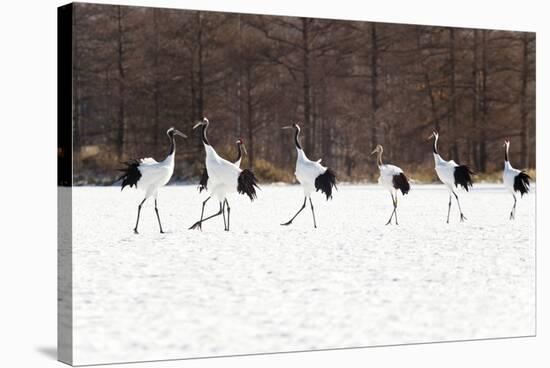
<box><xmin>514</xmin><ymin>171</ymin><xmax>531</xmax><ymax>196</ymax></box>
<box><xmin>315</xmin><ymin>168</ymin><xmax>337</xmax><ymax>200</ymax></box>
<box><xmin>454</xmin><ymin>165</ymin><xmax>474</xmax><ymax>191</ymax></box>
<box><xmin>392</xmin><ymin>172</ymin><xmax>410</xmax><ymax>195</ymax></box>
<box><xmin>238</xmin><ymin>169</ymin><xmax>260</xmax><ymax>201</ymax></box>
<box><xmin>118</xmin><ymin>160</ymin><xmax>141</xmax><ymax>191</ymax></box>
<box><xmin>198</xmin><ymin>167</ymin><xmax>209</xmax><ymax>193</ymax></box>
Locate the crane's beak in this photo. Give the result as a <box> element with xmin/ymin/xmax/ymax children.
<box><xmin>192</xmin><ymin>121</ymin><xmax>203</xmax><ymax>130</ymax></box>
<box><xmin>427</xmin><ymin>132</ymin><xmax>434</xmax><ymax>140</ymax></box>
<box><xmin>281</xmin><ymin>125</ymin><xmax>293</xmax><ymax>130</ymax></box>
<box><xmin>370</xmin><ymin>148</ymin><xmax>378</xmax><ymax>155</ymax></box>
<box><xmin>174</xmin><ymin>129</ymin><xmax>187</xmax><ymax>138</ymax></box>
<box><xmin>241</xmin><ymin>143</ymin><xmax>248</xmax><ymax>156</ymax></box>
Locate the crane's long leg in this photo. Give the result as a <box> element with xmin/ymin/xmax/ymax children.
<box><xmin>309</xmin><ymin>197</ymin><xmax>317</xmax><ymax>229</ymax></box>
<box><xmin>386</xmin><ymin>193</ymin><xmax>397</xmax><ymax>225</ymax></box>
<box><xmin>224</xmin><ymin>199</ymin><xmax>231</xmax><ymax>231</ymax></box>
<box><xmin>222</xmin><ymin>200</ymin><xmax>227</xmax><ymax>230</ymax></box>
<box><xmin>394</xmin><ymin>194</ymin><xmax>399</xmax><ymax>225</ymax></box>
<box><xmin>446</xmin><ymin>193</ymin><xmax>452</xmax><ymax>224</ymax></box>
<box><xmin>191</xmin><ymin>196</ymin><xmax>211</xmax><ymax>231</ymax></box>
<box><xmin>281</xmin><ymin>197</ymin><xmax>307</xmax><ymax>226</ymax></box>
<box><xmin>453</xmin><ymin>192</ymin><xmax>467</xmax><ymax>222</ymax></box>
<box><xmin>154</xmin><ymin>199</ymin><xmax>164</xmax><ymax>233</ymax></box>
<box><xmin>189</xmin><ymin>202</ymin><xmax>224</xmax><ymax>230</ymax></box>
<box><xmin>510</xmin><ymin>194</ymin><xmax>517</xmax><ymax>220</ymax></box>
<box><xmin>134</xmin><ymin>198</ymin><xmax>147</xmax><ymax>234</ymax></box>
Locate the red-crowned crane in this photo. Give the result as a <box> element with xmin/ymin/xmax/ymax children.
<box><xmin>503</xmin><ymin>139</ymin><xmax>531</xmax><ymax>219</ymax></box>
<box><xmin>198</xmin><ymin>138</ymin><xmax>246</xmax><ymax>194</ymax></box>
<box><xmin>190</xmin><ymin>118</ymin><xmax>259</xmax><ymax>231</ymax></box>
<box><xmin>371</xmin><ymin>144</ymin><xmax>410</xmax><ymax>225</ymax></box>
<box><xmin>118</xmin><ymin>127</ymin><xmax>187</xmax><ymax>234</ymax></box>
<box><xmin>281</xmin><ymin>122</ymin><xmax>337</xmax><ymax>228</ymax></box>
<box><xmin>428</xmin><ymin>130</ymin><xmax>473</xmax><ymax>223</ymax></box>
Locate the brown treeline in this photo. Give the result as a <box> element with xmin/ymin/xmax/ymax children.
<box><xmin>71</xmin><ymin>3</ymin><xmax>535</xmax><ymax>184</ymax></box>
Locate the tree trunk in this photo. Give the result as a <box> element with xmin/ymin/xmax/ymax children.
<box><xmin>190</xmin><ymin>57</ymin><xmax>196</xmax><ymax>121</ymax></box>
<box><xmin>479</xmin><ymin>30</ymin><xmax>488</xmax><ymax>173</ymax></box>
<box><xmin>448</xmin><ymin>28</ymin><xmax>459</xmax><ymax>161</ymax></box>
<box><xmin>192</xmin><ymin>12</ymin><xmax>206</xmax><ymax>154</ymax></box>
<box><xmin>152</xmin><ymin>8</ymin><xmax>161</xmax><ymax>148</ymax></box>
<box><xmin>520</xmin><ymin>32</ymin><xmax>529</xmax><ymax>168</ymax></box>
<box><xmin>116</xmin><ymin>6</ymin><xmax>126</xmax><ymax>160</ymax></box>
<box><xmin>301</xmin><ymin>18</ymin><xmax>314</xmax><ymax>154</ymax></box>
<box><xmin>471</xmin><ymin>30</ymin><xmax>480</xmax><ymax>168</ymax></box>
<box><xmin>370</xmin><ymin>23</ymin><xmax>379</xmax><ymax>150</ymax></box>
<box><xmin>246</xmin><ymin>67</ymin><xmax>255</xmax><ymax>168</ymax></box>
<box><xmin>197</xmin><ymin>13</ymin><xmax>205</xmax><ymax>120</ymax></box>
<box><xmin>72</xmin><ymin>6</ymin><xmax>81</xmax><ymax>151</ymax></box>
<box><xmin>237</xmin><ymin>14</ymin><xmax>243</xmax><ymax>136</ymax></box>
<box><xmin>345</xmin><ymin>155</ymin><xmax>353</xmax><ymax>177</ymax></box>
<box><xmin>105</xmin><ymin>69</ymin><xmax>112</xmax><ymax>146</ymax></box>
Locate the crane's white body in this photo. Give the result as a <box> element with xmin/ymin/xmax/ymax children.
<box><xmin>378</xmin><ymin>164</ymin><xmax>403</xmax><ymax>192</ymax></box>
<box><xmin>433</xmin><ymin>153</ymin><xmax>459</xmax><ymax>190</ymax></box>
<box><xmin>137</xmin><ymin>155</ymin><xmax>175</xmax><ymax>199</ymax></box>
<box><xmin>204</xmin><ymin>144</ymin><xmax>242</xmax><ymax>202</ymax></box>
<box><xmin>295</xmin><ymin>148</ymin><xmax>327</xmax><ymax>197</ymax></box>
<box><xmin>503</xmin><ymin>161</ymin><xmax>521</xmax><ymax>194</ymax></box>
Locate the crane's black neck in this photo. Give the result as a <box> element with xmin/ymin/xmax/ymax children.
<box><xmin>294</xmin><ymin>127</ymin><xmax>302</xmax><ymax>150</ymax></box>
<box><xmin>235</xmin><ymin>142</ymin><xmax>242</xmax><ymax>162</ymax></box>
<box><xmin>168</xmin><ymin>135</ymin><xmax>176</xmax><ymax>156</ymax></box>
<box><xmin>201</xmin><ymin>122</ymin><xmax>210</xmax><ymax>146</ymax></box>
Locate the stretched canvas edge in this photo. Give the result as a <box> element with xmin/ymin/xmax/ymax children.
<box><xmin>58</xmin><ymin>3</ymin><xmax>74</xmax><ymax>365</ymax></box>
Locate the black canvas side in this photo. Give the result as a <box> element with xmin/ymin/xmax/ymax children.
<box><xmin>57</xmin><ymin>3</ymin><xmax>73</xmax><ymax>365</ymax></box>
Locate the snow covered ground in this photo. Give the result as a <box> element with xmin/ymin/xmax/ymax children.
<box><xmin>70</xmin><ymin>183</ymin><xmax>535</xmax><ymax>365</ymax></box>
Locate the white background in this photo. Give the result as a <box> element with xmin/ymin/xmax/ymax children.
<box><xmin>0</xmin><ymin>0</ymin><xmax>547</xmax><ymax>367</ymax></box>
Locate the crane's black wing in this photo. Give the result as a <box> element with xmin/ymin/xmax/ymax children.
<box><xmin>237</xmin><ymin>169</ymin><xmax>260</xmax><ymax>200</ymax></box>
<box><xmin>392</xmin><ymin>172</ymin><xmax>410</xmax><ymax>195</ymax></box>
<box><xmin>118</xmin><ymin>160</ymin><xmax>142</xmax><ymax>190</ymax></box>
<box><xmin>454</xmin><ymin>165</ymin><xmax>474</xmax><ymax>191</ymax></box>
<box><xmin>315</xmin><ymin>168</ymin><xmax>337</xmax><ymax>200</ymax></box>
<box><xmin>514</xmin><ymin>171</ymin><xmax>530</xmax><ymax>196</ymax></box>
